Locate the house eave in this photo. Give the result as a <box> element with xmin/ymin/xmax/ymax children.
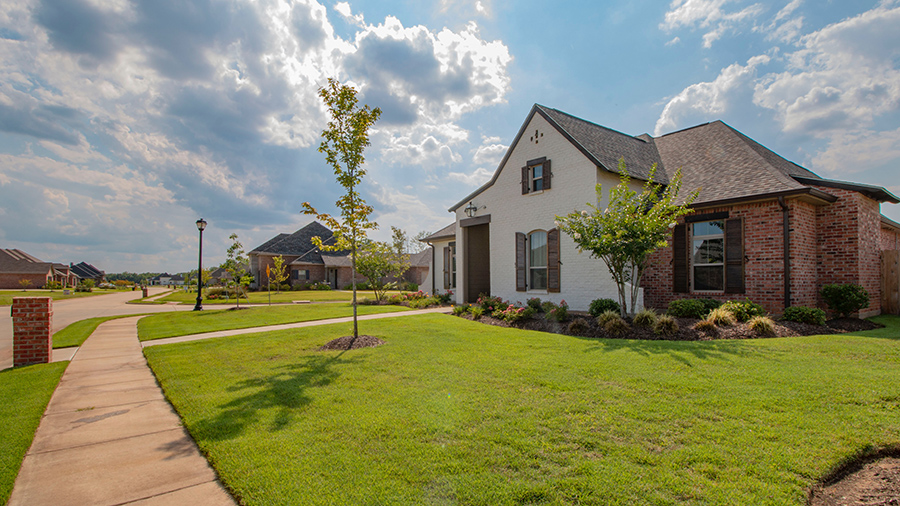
<box><xmin>793</xmin><ymin>176</ymin><xmax>900</xmax><ymax>204</ymax></box>
<box><xmin>691</xmin><ymin>188</ymin><xmax>838</xmax><ymax>210</ymax></box>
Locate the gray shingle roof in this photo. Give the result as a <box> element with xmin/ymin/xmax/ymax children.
<box><xmin>0</xmin><ymin>249</ymin><xmax>54</xmax><ymax>275</ymax></box>
<box><xmin>537</xmin><ymin>105</ymin><xmax>667</xmax><ymax>183</ymax></box>
<box><xmin>421</xmin><ymin>222</ymin><xmax>456</xmax><ymax>242</ymax></box>
<box><xmin>251</xmin><ymin>222</ymin><xmax>346</xmax><ymax>265</ymax></box>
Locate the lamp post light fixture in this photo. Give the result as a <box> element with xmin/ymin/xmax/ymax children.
<box><xmin>193</xmin><ymin>218</ymin><xmax>207</xmax><ymax>311</ymax></box>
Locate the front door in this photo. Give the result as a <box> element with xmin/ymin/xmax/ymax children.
<box><xmin>327</xmin><ymin>268</ymin><xmax>339</xmax><ymax>289</ymax></box>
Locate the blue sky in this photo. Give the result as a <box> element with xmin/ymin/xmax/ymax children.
<box><xmin>1</xmin><ymin>0</ymin><xmax>898</xmax><ymax>272</ymax></box>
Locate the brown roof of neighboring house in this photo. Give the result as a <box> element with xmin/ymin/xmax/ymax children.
<box><xmin>0</xmin><ymin>249</ymin><xmax>54</xmax><ymax>275</ymax></box>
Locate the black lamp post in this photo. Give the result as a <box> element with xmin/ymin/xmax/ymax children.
<box><xmin>193</xmin><ymin>218</ymin><xmax>207</xmax><ymax>311</ymax></box>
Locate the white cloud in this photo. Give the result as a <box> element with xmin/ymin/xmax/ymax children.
<box><xmin>656</xmin><ymin>2</ymin><xmax>900</xmax><ymax>176</ymax></box>
<box><xmin>447</xmin><ymin>167</ymin><xmax>493</xmax><ymax>186</ymax></box>
<box><xmin>660</xmin><ymin>0</ymin><xmax>765</xmax><ymax>48</ymax></box>
<box><xmin>472</xmin><ymin>135</ymin><xmax>507</xmax><ymax>166</ymax></box>
<box><xmin>655</xmin><ymin>55</ymin><xmax>770</xmax><ymax>135</ymax></box>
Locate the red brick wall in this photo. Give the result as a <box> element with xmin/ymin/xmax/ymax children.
<box><xmin>790</xmin><ymin>200</ymin><xmax>819</xmax><ymax>308</ymax></box>
<box><xmin>11</xmin><ymin>297</ymin><xmax>53</xmax><ymax>366</ymax></box>
<box><xmin>0</xmin><ymin>273</ymin><xmax>51</xmax><ymax>290</ymax></box>
<box><xmin>882</xmin><ymin>226</ymin><xmax>900</xmax><ymax>251</ymax></box>
<box><xmin>813</xmin><ymin>186</ymin><xmax>882</xmax><ymax>317</ymax></box>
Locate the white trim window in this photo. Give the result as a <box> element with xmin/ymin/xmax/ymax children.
<box><xmin>692</xmin><ymin>220</ymin><xmax>725</xmax><ymax>291</ymax></box>
<box><xmin>529</xmin><ymin>230</ymin><xmax>548</xmax><ymax>291</ymax></box>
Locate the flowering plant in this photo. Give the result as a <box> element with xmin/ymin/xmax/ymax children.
<box><xmin>547</xmin><ymin>299</ymin><xmax>569</xmax><ymax>322</ymax></box>
<box><xmin>494</xmin><ymin>303</ymin><xmax>535</xmax><ymax>323</ymax></box>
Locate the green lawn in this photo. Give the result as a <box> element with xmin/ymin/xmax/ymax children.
<box><xmin>0</xmin><ymin>362</ymin><xmax>67</xmax><ymax>504</ymax></box>
<box><xmin>53</xmin><ymin>315</ymin><xmax>147</xmax><ymax>349</ymax></box>
<box><xmin>151</xmin><ymin>290</ymin><xmax>399</xmax><ymax>305</ymax></box>
<box><xmin>143</xmin><ymin>314</ymin><xmax>900</xmax><ymax>506</ymax></box>
<box><xmin>0</xmin><ymin>289</ymin><xmax>120</xmax><ymax>306</ymax></box>
<box><xmin>137</xmin><ymin>303</ymin><xmax>411</xmax><ymax>341</ymax></box>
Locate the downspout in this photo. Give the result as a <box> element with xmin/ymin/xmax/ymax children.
<box><xmin>427</xmin><ymin>242</ymin><xmax>435</xmax><ymax>295</ymax></box>
<box><xmin>778</xmin><ymin>197</ymin><xmax>791</xmax><ymax>309</ymax></box>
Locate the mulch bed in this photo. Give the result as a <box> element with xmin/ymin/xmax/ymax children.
<box><xmin>318</xmin><ymin>335</ymin><xmax>385</xmax><ymax>351</ymax></box>
<box><xmin>810</xmin><ymin>452</ymin><xmax>900</xmax><ymax>506</ymax></box>
<box><xmin>455</xmin><ymin>312</ymin><xmax>883</xmax><ymax>341</ymax></box>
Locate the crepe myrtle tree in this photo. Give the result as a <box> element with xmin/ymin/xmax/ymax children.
<box><xmin>556</xmin><ymin>159</ymin><xmax>698</xmax><ymax>317</ymax></box>
<box><xmin>269</xmin><ymin>255</ymin><xmax>289</xmax><ymax>292</ymax></box>
<box><xmin>302</xmin><ymin>78</ymin><xmax>381</xmax><ymax>340</ymax></box>
<box><xmin>357</xmin><ymin>240</ymin><xmax>410</xmax><ymax>302</ymax></box>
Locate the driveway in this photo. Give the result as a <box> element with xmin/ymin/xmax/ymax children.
<box><xmin>1</xmin><ymin>287</ymin><xmax>192</xmax><ymax>371</ymax></box>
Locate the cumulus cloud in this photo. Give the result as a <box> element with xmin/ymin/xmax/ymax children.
<box><xmin>660</xmin><ymin>0</ymin><xmax>764</xmax><ymax>48</ymax></box>
<box><xmin>447</xmin><ymin>167</ymin><xmax>493</xmax><ymax>186</ymax></box>
<box><xmin>656</xmin><ymin>2</ymin><xmax>900</xmax><ymax>176</ymax></box>
<box><xmin>0</xmin><ymin>0</ymin><xmax>511</xmax><ymax>270</ymax></box>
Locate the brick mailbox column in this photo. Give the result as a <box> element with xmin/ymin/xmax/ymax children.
<box><xmin>11</xmin><ymin>297</ymin><xmax>53</xmax><ymax>367</ymax></box>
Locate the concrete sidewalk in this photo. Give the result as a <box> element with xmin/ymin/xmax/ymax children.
<box><xmin>8</xmin><ymin>316</ymin><xmax>236</xmax><ymax>506</ymax></box>
<box><xmin>142</xmin><ymin>306</ymin><xmax>453</xmax><ymax>347</ymax></box>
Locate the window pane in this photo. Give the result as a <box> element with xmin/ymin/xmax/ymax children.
<box><xmin>693</xmin><ymin>238</ymin><xmax>723</xmax><ymax>264</ymax></box>
<box><xmin>531</xmin><ymin>165</ymin><xmax>542</xmax><ymax>191</ymax></box>
<box><xmin>694</xmin><ymin>266</ymin><xmax>724</xmax><ymax>291</ymax></box>
<box><xmin>532</xmin><ymin>164</ymin><xmax>542</xmax><ymax>179</ymax></box>
<box><xmin>530</xmin><ymin>231</ymin><xmax>547</xmax><ymax>267</ymax></box>
<box><xmin>693</xmin><ymin>220</ymin><xmax>724</xmax><ymax>236</ymax></box>
<box><xmin>531</xmin><ymin>268</ymin><xmax>547</xmax><ymax>290</ymax></box>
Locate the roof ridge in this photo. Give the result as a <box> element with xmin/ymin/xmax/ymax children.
<box><xmin>536</xmin><ymin>104</ymin><xmax>649</xmax><ymax>144</ymax></box>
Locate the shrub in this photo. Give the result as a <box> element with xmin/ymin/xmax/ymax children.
<box><xmin>527</xmin><ymin>297</ymin><xmax>543</xmax><ymax>312</ymax></box>
<box><xmin>632</xmin><ymin>308</ymin><xmax>658</xmax><ymax>327</ymax></box>
<box><xmin>291</xmin><ymin>284</ymin><xmax>306</xmax><ymax>291</ymax></box>
<box><xmin>653</xmin><ymin>315</ymin><xmax>679</xmax><ymax>336</ymax></box>
<box><xmin>547</xmin><ymin>300</ymin><xmax>569</xmax><ymax>322</ymax></box>
<box><xmin>589</xmin><ymin>298</ymin><xmax>621</xmax><ymax>317</ymax></box>
<box><xmin>75</xmin><ymin>282</ymin><xmax>93</xmax><ymax>293</ymax></box>
<box><xmin>452</xmin><ymin>305</ymin><xmax>468</xmax><ymax>316</ymax></box>
<box><xmin>436</xmin><ymin>291</ymin><xmax>453</xmax><ymax>305</ymax></box>
<box><xmin>568</xmin><ymin>317</ymin><xmax>590</xmax><ymax>335</ymax></box>
<box><xmin>720</xmin><ymin>299</ymin><xmax>765</xmax><ymax>322</ymax></box>
<box><xmin>604</xmin><ymin>316</ymin><xmax>630</xmax><ymax>336</ymax></box>
<box><xmin>494</xmin><ymin>303</ymin><xmax>535</xmax><ymax>323</ymax></box>
<box><xmin>698</xmin><ymin>298</ymin><xmax>722</xmax><ymax>314</ymax></box>
<box><xmin>469</xmin><ymin>306</ymin><xmax>484</xmax><ymax>320</ymax></box>
<box><xmin>408</xmin><ymin>297</ymin><xmax>439</xmax><ymax>309</ymax></box>
<box><xmin>310</xmin><ymin>282</ymin><xmax>332</xmax><ymax>291</ymax></box>
<box><xmin>401</xmin><ymin>282</ymin><xmax>419</xmax><ymax>291</ymax></box>
<box><xmin>345</xmin><ymin>281</ymin><xmax>371</xmax><ymax>290</ymax></box>
<box><xmin>541</xmin><ymin>301</ymin><xmax>557</xmax><ymax>314</ymax></box>
<box><xmin>596</xmin><ymin>310</ymin><xmax>620</xmax><ymax>327</ymax></box>
<box><xmin>706</xmin><ymin>307</ymin><xmax>736</xmax><ymax>326</ymax></box>
<box><xmin>820</xmin><ymin>284</ymin><xmax>869</xmax><ymax>318</ymax></box>
<box><xmin>693</xmin><ymin>319</ymin><xmax>717</xmax><ymax>333</ymax></box>
<box><xmin>748</xmin><ymin>316</ymin><xmax>776</xmax><ymax>336</ymax></box>
<box><xmin>781</xmin><ymin>306</ymin><xmax>826</xmax><ymax>326</ymax></box>
<box><xmin>357</xmin><ymin>297</ymin><xmax>380</xmax><ymax>305</ymax></box>
<box><xmin>667</xmin><ymin>299</ymin><xmax>708</xmax><ymax>319</ymax></box>
<box><xmin>45</xmin><ymin>280</ymin><xmax>62</xmax><ymax>290</ymax></box>
<box><xmin>477</xmin><ymin>294</ymin><xmax>505</xmax><ymax>313</ymax></box>
<box><xmin>206</xmin><ymin>287</ymin><xmax>226</xmax><ymax>298</ymax></box>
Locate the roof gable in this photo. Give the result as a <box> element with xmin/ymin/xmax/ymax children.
<box><xmin>0</xmin><ymin>248</ymin><xmax>53</xmax><ymax>274</ymax></box>
<box><xmin>250</xmin><ymin>222</ymin><xmax>344</xmax><ymax>264</ymax></box>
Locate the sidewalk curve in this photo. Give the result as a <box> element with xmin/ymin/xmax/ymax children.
<box><xmin>142</xmin><ymin>306</ymin><xmax>453</xmax><ymax>348</ymax></box>
<box><xmin>8</xmin><ymin>316</ymin><xmax>237</xmax><ymax>506</ymax></box>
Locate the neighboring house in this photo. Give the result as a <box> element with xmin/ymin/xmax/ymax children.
<box><xmin>0</xmin><ymin>249</ymin><xmax>54</xmax><ymax>289</ymax></box>
<box><xmin>70</xmin><ymin>262</ymin><xmax>105</xmax><ymax>284</ymax></box>
<box><xmin>151</xmin><ymin>273</ymin><xmax>173</xmax><ymax>286</ymax></box>
<box><xmin>249</xmin><ymin>222</ymin><xmax>426</xmax><ymax>289</ymax></box>
<box><xmin>169</xmin><ymin>274</ymin><xmax>185</xmax><ymax>286</ymax></box>
<box><xmin>248</xmin><ymin>222</ymin><xmax>352</xmax><ymax>289</ymax></box>
<box><xmin>421</xmin><ymin>223</ymin><xmax>458</xmax><ymax>296</ymax></box>
<box><xmin>437</xmin><ymin>104</ymin><xmax>899</xmax><ymax>316</ymax></box>
<box><xmin>52</xmin><ymin>263</ymin><xmax>79</xmax><ymax>288</ymax></box>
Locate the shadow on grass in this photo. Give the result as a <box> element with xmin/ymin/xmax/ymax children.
<box><xmin>579</xmin><ymin>336</ymin><xmax>767</xmax><ymax>367</ymax></box>
<box><xmin>192</xmin><ymin>351</ymin><xmax>361</xmax><ymax>441</ymax></box>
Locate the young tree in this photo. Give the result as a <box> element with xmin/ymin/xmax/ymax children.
<box><xmin>224</xmin><ymin>233</ymin><xmax>252</xmax><ymax>308</ymax></box>
<box><xmin>391</xmin><ymin>226</ymin><xmax>407</xmax><ymax>255</ymax></box>
<box><xmin>556</xmin><ymin>159</ymin><xmax>698</xmax><ymax>317</ymax></box>
<box><xmin>356</xmin><ymin>241</ymin><xmax>410</xmax><ymax>302</ymax></box>
<box><xmin>302</xmin><ymin>78</ymin><xmax>381</xmax><ymax>340</ymax></box>
<box><xmin>19</xmin><ymin>279</ymin><xmax>31</xmax><ymax>291</ymax></box>
<box><xmin>269</xmin><ymin>255</ymin><xmax>289</xmax><ymax>292</ymax></box>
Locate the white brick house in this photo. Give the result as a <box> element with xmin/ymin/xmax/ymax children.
<box><xmin>430</xmin><ymin>104</ymin><xmax>647</xmax><ymax>310</ymax></box>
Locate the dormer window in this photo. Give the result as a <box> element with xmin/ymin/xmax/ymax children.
<box><xmin>521</xmin><ymin>157</ymin><xmax>552</xmax><ymax>194</ymax></box>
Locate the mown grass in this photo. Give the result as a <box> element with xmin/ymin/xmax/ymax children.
<box><xmin>0</xmin><ymin>289</ymin><xmax>119</xmax><ymax>306</ymax></box>
<box><xmin>137</xmin><ymin>303</ymin><xmax>411</xmax><ymax>341</ymax></box>
<box><xmin>53</xmin><ymin>315</ymin><xmax>146</xmax><ymax>348</ymax></box>
<box><xmin>152</xmin><ymin>289</ymin><xmax>401</xmax><ymax>304</ymax></box>
<box><xmin>144</xmin><ymin>314</ymin><xmax>900</xmax><ymax>506</ymax></box>
<box><xmin>0</xmin><ymin>362</ymin><xmax>67</xmax><ymax>504</ymax></box>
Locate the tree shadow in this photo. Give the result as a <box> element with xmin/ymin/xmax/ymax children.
<box><xmin>192</xmin><ymin>350</ymin><xmax>361</xmax><ymax>441</ymax></box>
<box><xmin>576</xmin><ymin>336</ymin><xmax>771</xmax><ymax>368</ymax></box>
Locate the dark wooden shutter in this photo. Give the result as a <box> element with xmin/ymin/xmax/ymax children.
<box><xmin>515</xmin><ymin>232</ymin><xmax>527</xmax><ymax>291</ymax></box>
<box><xmin>548</xmin><ymin>228</ymin><xmax>560</xmax><ymax>292</ymax></box>
<box><xmin>724</xmin><ymin>218</ymin><xmax>745</xmax><ymax>294</ymax></box>
<box><xmin>542</xmin><ymin>160</ymin><xmax>552</xmax><ymax>190</ymax></box>
<box><xmin>442</xmin><ymin>246</ymin><xmax>451</xmax><ymax>289</ymax></box>
<box><xmin>521</xmin><ymin>166</ymin><xmax>529</xmax><ymax>194</ymax></box>
<box><xmin>673</xmin><ymin>224</ymin><xmax>688</xmax><ymax>293</ymax></box>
